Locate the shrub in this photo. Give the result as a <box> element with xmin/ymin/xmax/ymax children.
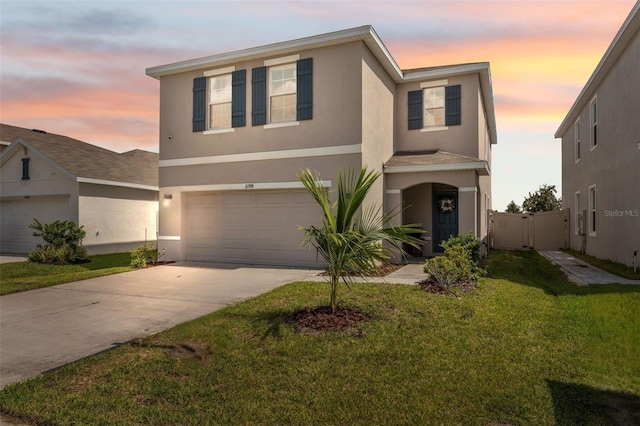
<box><xmin>27</xmin><ymin>245</ymin><xmax>89</xmax><ymax>265</ymax></box>
<box><xmin>28</xmin><ymin>219</ymin><xmax>88</xmax><ymax>264</ymax></box>
<box><xmin>424</xmin><ymin>246</ymin><xmax>480</xmax><ymax>287</ymax></box>
<box><xmin>130</xmin><ymin>243</ymin><xmax>158</xmax><ymax>268</ymax></box>
<box><xmin>439</xmin><ymin>232</ymin><xmax>481</xmax><ymax>263</ymax></box>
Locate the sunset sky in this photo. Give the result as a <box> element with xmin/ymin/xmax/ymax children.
<box><xmin>1</xmin><ymin>0</ymin><xmax>637</xmax><ymax>210</ymax></box>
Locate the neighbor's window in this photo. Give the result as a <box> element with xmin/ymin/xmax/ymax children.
<box><xmin>269</xmin><ymin>63</ymin><xmax>297</xmax><ymax>122</ymax></box>
<box><xmin>209</xmin><ymin>74</ymin><xmax>232</xmax><ymax>129</ymax></box>
<box><xmin>589</xmin><ymin>185</ymin><xmax>596</xmax><ymax>236</ymax></box>
<box><xmin>590</xmin><ymin>96</ymin><xmax>597</xmax><ymax>149</ymax></box>
<box><xmin>574</xmin><ymin>119</ymin><xmax>581</xmax><ymax>161</ymax></box>
<box><xmin>424</xmin><ymin>86</ymin><xmax>445</xmax><ymax>127</ymax></box>
<box><xmin>575</xmin><ymin>192</ymin><xmax>581</xmax><ymax>235</ymax></box>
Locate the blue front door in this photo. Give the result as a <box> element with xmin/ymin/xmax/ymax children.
<box><xmin>433</xmin><ymin>190</ymin><xmax>458</xmax><ymax>253</ymax></box>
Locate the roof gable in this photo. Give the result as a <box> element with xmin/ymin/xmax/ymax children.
<box><xmin>0</xmin><ymin>124</ymin><xmax>158</xmax><ymax>189</ymax></box>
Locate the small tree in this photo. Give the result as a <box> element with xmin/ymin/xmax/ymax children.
<box><xmin>522</xmin><ymin>184</ymin><xmax>562</xmax><ymax>213</ymax></box>
<box><xmin>299</xmin><ymin>168</ymin><xmax>423</xmax><ymax>314</ymax></box>
<box><xmin>28</xmin><ymin>219</ymin><xmax>88</xmax><ymax>264</ymax></box>
<box><xmin>505</xmin><ymin>200</ymin><xmax>522</xmax><ymax>213</ymax></box>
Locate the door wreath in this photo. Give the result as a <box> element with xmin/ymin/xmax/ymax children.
<box><xmin>438</xmin><ymin>197</ymin><xmax>456</xmax><ymax>214</ymax></box>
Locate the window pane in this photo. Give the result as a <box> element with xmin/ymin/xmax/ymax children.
<box><xmin>425</xmin><ymin>108</ymin><xmax>444</xmax><ymax>126</ymax></box>
<box><xmin>270</xmin><ymin>94</ymin><xmax>296</xmax><ymax>122</ymax></box>
<box><xmin>270</xmin><ymin>64</ymin><xmax>296</xmax><ymax>95</ymax></box>
<box><xmin>210</xmin><ymin>75</ymin><xmax>232</xmax><ymax>103</ymax></box>
<box><xmin>210</xmin><ymin>102</ymin><xmax>231</xmax><ymax>128</ymax></box>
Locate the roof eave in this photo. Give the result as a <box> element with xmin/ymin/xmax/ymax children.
<box><xmin>146</xmin><ymin>25</ymin><xmax>403</xmax><ymax>80</ymax></box>
<box><xmin>555</xmin><ymin>2</ymin><xmax>640</xmax><ymax>138</ymax></box>
<box><xmin>384</xmin><ymin>161</ymin><xmax>490</xmax><ymax>176</ymax></box>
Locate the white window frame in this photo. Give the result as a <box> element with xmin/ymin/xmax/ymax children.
<box><xmin>420</xmin><ymin>79</ymin><xmax>448</xmax><ymax>132</ymax></box>
<box><xmin>575</xmin><ymin>191</ymin><xmax>581</xmax><ymax>235</ymax></box>
<box><xmin>574</xmin><ymin>118</ymin><xmax>581</xmax><ymax>162</ymax></box>
<box><xmin>588</xmin><ymin>184</ymin><xmax>596</xmax><ymax>236</ymax></box>
<box><xmin>590</xmin><ymin>96</ymin><xmax>597</xmax><ymax>150</ymax></box>
<box><xmin>264</xmin><ymin>55</ymin><xmax>299</xmax><ymax>126</ymax></box>
<box><xmin>203</xmin><ymin>66</ymin><xmax>235</xmax><ymax>134</ymax></box>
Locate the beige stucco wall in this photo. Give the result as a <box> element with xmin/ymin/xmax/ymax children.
<box><xmin>158</xmin><ymin>42</ymin><xmax>365</xmax><ymax>162</ymax></box>
<box><xmin>395</xmin><ymin>73</ymin><xmax>481</xmax><ymax>157</ymax></box>
<box><xmin>561</xmin><ymin>31</ymin><xmax>640</xmax><ymax>266</ymax></box>
<box><xmin>361</xmin><ymin>42</ymin><xmax>396</xmax><ymax>214</ymax></box>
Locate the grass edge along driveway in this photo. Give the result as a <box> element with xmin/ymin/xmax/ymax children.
<box><xmin>1</xmin><ymin>250</ymin><xmax>639</xmax><ymax>425</ymax></box>
<box><xmin>0</xmin><ymin>253</ymin><xmax>134</xmax><ymax>295</ymax></box>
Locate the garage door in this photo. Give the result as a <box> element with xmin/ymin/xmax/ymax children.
<box><xmin>187</xmin><ymin>190</ymin><xmax>322</xmax><ymax>267</ymax></box>
<box><xmin>0</xmin><ymin>197</ymin><xmax>71</xmax><ymax>254</ymax></box>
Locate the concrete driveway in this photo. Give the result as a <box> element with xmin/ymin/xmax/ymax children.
<box><xmin>0</xmin><ymin>262</ymin><xmax>319</xmax><ymax>389</ymax></box>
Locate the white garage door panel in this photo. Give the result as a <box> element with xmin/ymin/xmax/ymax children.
<box><xmin>187</xmin><ymin>190</ymin><xmax>322</xmax><ymax>266</ymax></box>
<box><xmin>0</xmin><ymin>198</ymin><xmax>70</xmax><ymax>254</ymax></box>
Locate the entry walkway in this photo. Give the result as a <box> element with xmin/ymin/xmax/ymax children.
<box><xmin>539</xmin><ymin>250</ymin><xmax>640</xmax><ymax>285</ymax></box>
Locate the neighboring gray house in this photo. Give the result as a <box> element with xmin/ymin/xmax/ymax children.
<box><xmin>555</xmin><ymin>3</ymin><xmax>640</xmax><ymax>267</ymax></box>
<box><xmin>146</xmin><ymin>26</ymin><xmax>497</xmax><ymax>266</ymax></box>
<box><xmin>0</xmin><ymin>124</ymin><xmax>159</xmax><ymax>255</ymax></box>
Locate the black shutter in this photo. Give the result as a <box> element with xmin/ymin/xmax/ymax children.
<box><xmin>408</xmin><ymin>90</ymin><xmax>423</xmax><ymax>130</ymax></box>
<box><xmin>231</xmin><ymin>70</ymin><xmax>246</xmax><ymax>128</ymax></box>
<box><xmin>445</xmin><ymin>84</ymin><xmax>461</xmax><ymax>126</ymax></box>
<box><xmin>296</xmin><ymin>58</ymin><xmax>313</xmax><ymax>121</ymax></box>
<box><xmin>21</xmin><ymin>158</ymin><xmax>30</xmax><ymax>180</ymax></box>
<box><xmin>192</xmin><ymin>77</ymin><xmax>206</xmax><ymax>132</ymax></box>
<box><xmin>252</xmin><ymin>66</ymin><xmax>267</xmax><ymax>126</ymax></box>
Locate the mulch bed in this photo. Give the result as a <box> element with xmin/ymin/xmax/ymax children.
<box><xmin>285</xmin><ymin>306</ymin><xmax>370</xmax><ymax>333</ymax></box>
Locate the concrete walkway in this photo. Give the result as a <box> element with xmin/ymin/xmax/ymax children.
<box><xmin>539</xmin><ymin>250</ymin><xmax>640</xmax><ymax>285</ymax></box>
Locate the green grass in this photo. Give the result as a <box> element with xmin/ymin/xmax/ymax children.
<box><xmin>0</xmin><ymin>252</ymin><xmax>135</xmax><ymax>295</ymax></box>
<box><xmin>563</xmin><ymin>249</ymin><xmax>640</xmax><ymax>280</ymax></box>
<box><xmin>1</xmin><ymin>250</ymin><xmax>639</xmax><ymax>425</ymax></box>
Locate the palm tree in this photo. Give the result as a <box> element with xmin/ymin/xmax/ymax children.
<box><xmin>298</xmin><ymin>167</ymin><xmax>423</xmax><ymax>314</ymax></box>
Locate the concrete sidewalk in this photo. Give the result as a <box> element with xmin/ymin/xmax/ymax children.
<box><xmin>539</xmin><ymin>250</ymin><xmax>640</xmax><ymax>285</ymax></box>
<box><xmin>0</xmin><ymin>262</ymin><xmax>319</xmax><ymax>389</ymax></box>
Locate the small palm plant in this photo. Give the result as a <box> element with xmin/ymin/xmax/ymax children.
<box><xmin>298</xmin><ymin>167</ymin><xmax>423</xmax><ymax>314</ymax></box>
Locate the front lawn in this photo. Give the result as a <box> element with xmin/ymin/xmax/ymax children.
<box><xmin>0</xmin><ymin>252</ymin><xmax>135</xmax><ymax>295</ymax></box>
<box><xmin>1</xmin><ymin>250</ymin><xmax>638</xmax><ymax>424</ymax></box>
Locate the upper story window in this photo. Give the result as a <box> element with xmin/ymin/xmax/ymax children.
<box><xmin>590</xmin><ymin>96</ymin><xmax>597</xmax><ymax>149</ymax></box>
<box><xmin>574</xmin><ymin>118</ymin><xmax>581</xmax><ymax>162</ymax></box>
<box><xmin>408</xmin><ymin>80</ymin><xmax>461</xmax><ymax>131</ymax></box>
<box><xmin>424</xmin><ymin>86</ymin><xmax>445</xmax><ymax>127</ymax></box>
<box><xmin>252</xmin><ymin>56</ymin><xmax>313</xmax><ymax>127</ymax></box>
<box><xmin>269</xmin><ymin>63</ymin><xmax>297</xmax><ymax>122</ymax></box>
<box><xmin>192</xmin><ymin>67</ymin><xmax>246</xmax><ymax>133</ymax></box>
<box><xmin>209</xmin><ymin>74</ymin><xmax>232</xmax><ymax>129</ymax></box>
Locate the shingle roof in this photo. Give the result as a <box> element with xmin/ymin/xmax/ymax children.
<box><xmin>384</xmin><ymin>150</ymin><xmax>490</xmax><ymax>175</ymax></box>
<box><xmin>0</xmin><ymin>124</ymin><xmax>158</xmax><ymax>188</ymax></box>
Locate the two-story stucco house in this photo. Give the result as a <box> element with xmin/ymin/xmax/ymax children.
<box><xmin>146</xmin><ymin>26</ymin><xmax>497</xmax><ymax>267</ymax></box>
<box><xmin>555</xmin><ymin>3</ymin><xmax>639</xmax><ymax>267</ymax></box>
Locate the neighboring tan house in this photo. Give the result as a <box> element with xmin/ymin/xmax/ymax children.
<box><xmin>146</xmin><ymin>25</ymin><xmax>497</xmax><ymax>267</ymax></box>
<box><xmin>0</xmin><ymin>124</ymin><xmax>159</xmax><ymax>255</ymax></box>
<box><xmin>555</xmin><ymin>3</ymin><xmax>640</xmax><ymax>267</ymax></box>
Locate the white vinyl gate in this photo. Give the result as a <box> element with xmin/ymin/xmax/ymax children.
<box><xmin>489</xmin><ymin>209</ymin><xmax>569</xmax><ymax>250</ymax></box>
